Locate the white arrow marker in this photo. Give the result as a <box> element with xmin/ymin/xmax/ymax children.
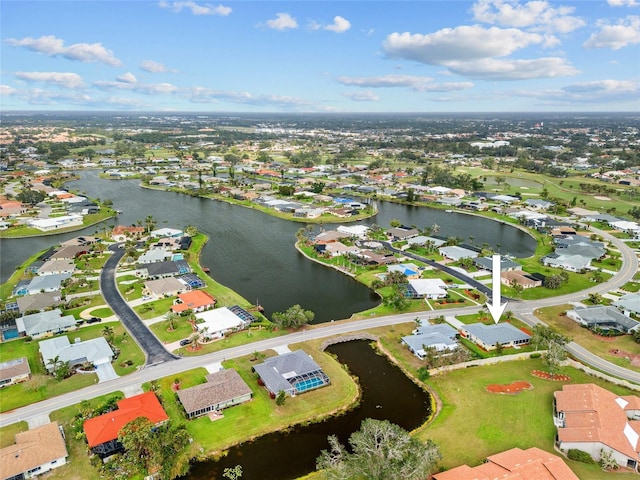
<box><xmin>486</xmin><ymin>254</ymin><xmax>507</xmax><ymax>324</ymax></box>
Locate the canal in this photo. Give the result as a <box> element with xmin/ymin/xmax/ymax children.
<box><xmin>183</xmin><ymin>339</ymin><xmax>433</xmax><ymax>480</ymax></box>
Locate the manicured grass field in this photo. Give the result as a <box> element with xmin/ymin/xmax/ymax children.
<box><xmin>149</xmin><ymin>318</ymin><xmax>194</xmax><ymax>344</ymax></box>
<box><xmin>418</xmin><ymin>359</ymin><xmax>638</xmax><ymax>479</ymax></box>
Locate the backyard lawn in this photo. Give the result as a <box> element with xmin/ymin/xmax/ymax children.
<box><xmin>418</xmin><ymin>358</ymin><xmax>638</xmax><ymax>479</ymax></box>
<box><xmin>535</xmin><ymin>304</ymin><xmax>640</xmax><ymax>373</ymax></box>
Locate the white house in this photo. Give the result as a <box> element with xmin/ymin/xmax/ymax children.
<box><xmin>405</xmin><ymin>278</ymin><xmax>448</xmax><ymax>299</ymax></box>
<box><xmin>39</xmin><ymin>336</ymin><xmax>114</xmax><ymax>371</ymax></box>
<box><xmin>402</xmin><ymin>324</ymin><xmax>459</xmax><ymax>359</ymax></box>
<box><xmin>27</xmin><ymin>215</ymin><xmax>84</xmax><ymax>232</ymax></box>
<box><xmin>195</xmin><ymin>307</ymin><xmax>252</xmax><ymax>339</ymax></box>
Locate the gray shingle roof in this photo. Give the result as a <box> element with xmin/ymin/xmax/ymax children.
<box><xmin>176</xmin><ymin>369</ymin><xmax>252</xmax><ymax>415</ymax></box>
<box><xmin>254</xmin><ymin>350</ymin><xmax>323</xmax><ymax>394</ymax></box>
<box><xmin>463</xmin><ymin>323</ymin><xmax>531</xmax><ymax>346</ymax></box>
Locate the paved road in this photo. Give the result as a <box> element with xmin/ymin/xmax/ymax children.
<box><xmin>1</xmin><ymin>227</ymin><xmax>638</xmax><ymax>427</ymax></box>
<box><xmin>101</xmin><ymin>244</ymin><xmax>178</xmax><ymax>365</ymax></box>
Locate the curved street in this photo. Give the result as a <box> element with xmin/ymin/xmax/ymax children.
<box><xmin>1</xmin><ymin>227</ymin><xmax>638</xmax><ymax>428</ymax></box>
<box><xmin>101</xmin><ymin>244</ymin><xmax>178</xmax><ymax>365</ymax></box>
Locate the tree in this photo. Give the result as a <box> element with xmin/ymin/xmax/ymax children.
<box><xmin>102</xmin><ymin>325</ymin><xmax>114</xmax><ymax>343</ymax></box>
<box><xmin>543</xmin><ymin>274</ymin><xmax>565</xmax><ymax>289</ymax></box>
<box><xmin>184</xmin><ymin>225</ymin><xmax>198</xmax><ymax>237</ymax></box>
<box><xmin>531</xmin><ymin>325</ymin><xmax>568</xmax><ymax>375</ymax></box>
<box><xmin>316</xmin><ymin>419</ymin><xmax>441</xmax><ymax>480</ymax></box>
<box><xmin>144</xmin><ymin>214</ymin><xmax>156</xmax><ymax>234</ymax></box>
<box><xmin>271</xmin><ymin>304</ymin><xmax>314</xmax><ymax>329</ymax></box>
<box><xmin>16</xmin><ymin>188</ymin><xmax>46</xmax><ymax>206</ymax></box>
<box><xmin>275</xmin><ymin>390</ymin><xmax>286</xmax><ymax>406</ymax></box>
<box><xmin>118</xmin><ymin>417</ymin><xmax>191</xmax><ymax>480</ymax></box>
<box><xmin>165</xmin><ymin>311</ymin><xmax>178</xmax><ymax>331</ymax></box>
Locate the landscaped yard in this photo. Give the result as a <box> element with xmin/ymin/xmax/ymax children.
<box><xmin>417</xmin><ymin>358</ymin><xmax>638</xmax><ymax>480</ymax></box>
<box><xmin>535</xmin><ymin>304</ymin><xmax>640</xmax><ymax>373</ymax></box>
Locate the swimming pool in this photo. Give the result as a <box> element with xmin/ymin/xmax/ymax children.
<box><xmin>294</xmin><ymin>376</ymin><xmax>327</xmax><ymax>393</ymax></box>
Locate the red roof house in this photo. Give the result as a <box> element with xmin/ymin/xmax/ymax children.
<box><xmin>171</xmin><ymin>289</ymin><xmax>216</xmax><ymax>313</ymax></box>
<box><xmin>433</xmin><ymin>447</ymin><xmax>579</xmax><ymax>480</ymax></box>
<box><xmin>83</xmin><ymin>392</ymin><xmax>168</xmax><ymax>457</ymax></box>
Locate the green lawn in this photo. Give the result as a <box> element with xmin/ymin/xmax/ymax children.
<box><xmin>117</xmin><ymin>275</ymin><xmax>144</xmax><ymax>301</ymax></box>
<box><xmin>46</xmin><ymin>392</ymin><xmax>125</xmax><ymax>480</ymax></box>
<box><xmin>418</xmin><ymin>359</ymin><xmax>638</xmax><ymax>479</ymax></box>
<box><xmin>62</xmin><ymin>295</ymin><xmax>106</xmax><ymax>320</ymax></box>
<box><xmin>149</xmin><ymin>318</ymin><xmax>194</xmax><ymax>344</ymax></box>
<box><xmin>143</xmin><ymin>341</ymin><xmax>359</xmax><ymax>459</ymax></box>
<box><xmin>0</xmin><ymin>421</ymin><xmax>29</xmax><ymax>448</ymax></box>
<box><xmin>535</xmin><ymin>305</ymin><xmax>640</xmax><ymax>373</ymax></box>
<box><xmin>133</xmin><ymin>297</ymin><xmax>175</xmax><ymax>319</ymax></box>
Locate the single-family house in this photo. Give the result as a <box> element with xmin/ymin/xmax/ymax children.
<box><xmin>16</xmin><ymin>292</ymin><xmax>62</xmax><ymax>313</ymax></box>
<box><xmin>83</xmin><ymin>392</ymin><xmax>168</xmax><ymax>458</ymax></box>
<box><xmin>541</xmin><ymin>252</ymin><xmax>592</xmax><ymax>272</ymax></box>
<box><xmin>355</xmin><ymin>250</ymin><xmax>397</xmax><ymax>265</ymax></box>
<box><xmin>320</xmin><ymin>242</ymin><xmax>360</xmax><ymax>257</ymax></box>
<box><xmin>136</xmin><ymin>260</ymin><xmax>190</xmax><ymax>279</ymax></box>
<box><xmin>137</xmin><ymin>249</ymin><xmax>171</xmax><ymax>264</ymax></box>
<box><xmin>438</xmin><ymin>245</ymin><xmax>479</xmax><ymax>261</ymax></box>
<box><xmin>460</xmin><ymin>323</ymin><xmax>531</xmax><ymax>350</ymax></box>
<box><xmin>36</xmin><ymin>258</ymin><xmax>75</xmax><ymax>276</ymax></box>
<box><xmin>473</xmin><ymin>256</ymin><xmax>521</xmax><ymax>272</ymax></box>
<box><xmin>194</xmin><ymin>306</ymin><xmax>256</xmax><ymax>339</ymax></box>
<box><xmin>171</xmin><ymin>290</ymin><xmax>216</xmax><ymax>314</ymax></box>
<box><xmin>149</xmin><ymin>227</ymin><xmax>183</xmax><ymax>238</ymax></box>
<box><xmin>312</xmin><ymin>230</ymin><xmax>352</xmax><ymax>244</ymax></box>
<box><xmin>20</xmin><ymin>273</ymin><xmax>72</xmax><ymax>295</ymax></box>
<box><xmin>566</xmin><ymin>306</ymin><xmax>639</xmax><ymax>334</ymax></box>
<box><xmin>405</xmin><ymin>235</ymin><xmax>446</xmax><ymax>249</ymax></box>
<box><xmin>15</xmin><ymin>309</ymin><xmax>76</xmax><ymax>339</ymax></box>
<box><xmin>0</xmin><ymin>422</ymin><xmax>68</xmax><ymax>480</ymax></box>
<box><xmin>254</xmin><ymin>350</ymin><xmax>330</xmax><ymax>397</ymax></box>
<box><xmin>554</xmin><ymin>383</ymin><xmax>640</xmax><ymax>471</ymax></box>
<box><xmin>386</xmin><ymin>226</ymin><xmax>420</xmax><ymax>241</ymax></box>
<box><xmin>176</xmin><ymin>369</ymin><xmax>252</xmax><ymax>419</ymax></box>
<box><xmin>143</xmin><ymin>277</ymin><xmax>188</xmax><ymax>298</ymax></box>
<box><xmin>111</xmin><ymin>225</ymin><xmax>145</xmax><ymax>242</ymax></box>
<box><xmin>39</xmin><ymin>336</ymin><xmax>114</xmax><ymax>372</ymax></box>
<box><xmin>336</xmin><ymin>225</ymin><xmax>369</xmax><ymax>238</ymax></box>
<box><xmin>49</xmin><ymin>244</ymin><xmax>90</xmax><ymax>260</ymax></box>
<box><xmin>501</xmin><ymin>270</ymin><xmax>542</xmax><ymax>289</ymax></box>
<box><xmin>614</xmin><ymin>293</ymin><xmax>640</xmax><ymax>317</ymax></box>
<box><xmin>0</xmin><ymin>357</ymin><xmax>31</xmax><ymax>387</ymax></box>
<box><xmin>433</xmin><ymin>447</ymin><xmax>579</xmax><ymax>480</ymax></box>
<box><xmin>405</xmin><ymin>278</ymin><xmax>448</xmax><ymax>299</ymax></box>
<box><xmin>525</xmin><ymin>198</ymin><xmax>555</xmax><ymax>211</ymax></box>
<box><xmin>27</xmin><ymin>215</ymin><xmax>84</xmax><ymax>232</ymax></box>
<box><xmin>402</xmin><ymin>324</ymin><xmax>458</xmax><ymax>359</ymax></box>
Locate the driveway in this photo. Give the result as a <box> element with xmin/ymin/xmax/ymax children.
<box><xmin>95</xmin><ymin>362</ymin><xmax>119</xmax><ymax>382</ymax></box>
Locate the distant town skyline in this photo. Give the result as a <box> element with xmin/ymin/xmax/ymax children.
<box><xmin>1</xmin><ymin>0</ymin><xmax>639</xmax><ymax>113</ymax></box>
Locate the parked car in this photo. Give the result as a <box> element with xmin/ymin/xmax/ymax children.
<box><xmin>86</xmin><ymin>317</ymin><xmax>102</xmax><ymax>324</ymax></box>
<box><xmin>179</xmin><ymin>338</ymin><xmax>192</xmax><ymax>346</ymax></box>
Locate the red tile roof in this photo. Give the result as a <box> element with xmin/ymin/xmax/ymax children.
<box><xmin>83</xmin><ymin>392</ymin><xmax>168</xmax><ymax>448</ymax></box>
<box><xmin>433</xmin><ymin>447</ymin><xmax>579</xmax><ymax>480</ymax></box>
<box><xmin>555</xmin><ymin>383</ymin><xmax>640</xmax><ymax>461</ymax></box>
<box><xmin>171</xmin><ymin>290</ymin><xmax>215</xmax><ymax>313</ymax></box>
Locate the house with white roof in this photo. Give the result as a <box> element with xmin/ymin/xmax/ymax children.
<box><xmin>194</xmin><ymin>306</ymin><xmax>254</xmax><ymax>339</ymax></box>
<box><xmin>16</xmin><ymin>309</ymin><xmax>76</xmax><ymax>339</ymax></box>
<box><xmin>336</xmin><ymin>224</ymin><xmax>369</xmax><ymax>238</ymax></box>
<box><xmin>438</xmin><ymin>245</ymin><xmax>479</xmax><ymax>261</ymax></box>
<box><xmin>614</xmin><ymin>293</ymin><xmax>640</xmax><ymax>317</ymax></box>
<box><xmin>402</xmin><ymin>324</ymin><xmax>459</xmax><ymax>359</ymax></box>
<box><xmin>39</xmin><ymin>336</ymin><xmax>114</xmax><ymax>371</ymax></box>
<box><xmin>405</xmin><ymin>278</ymin><xmax>448</xmax><ymax>299</ymax></box>
<box><xmin>567</xmin><ymin>306</ymin><xmax>639</xmax><ymax>334</ymax></box>
<box><xmin>460</xmin><ymin>323</ymin><xmax>531</xmax><ymax>351</ymax></box>
<box><xmin>27</xmin><ymin>215</ymin><xmax>84</xmax><ymax>232</ymax></box>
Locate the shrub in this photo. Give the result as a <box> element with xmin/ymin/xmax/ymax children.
<box><xmin>417</xmin><ymin>367</ymin><xmax>430</xmax><ymax>381</ymax></box>
<box><xmin>567</xmin><ymin>449</ymin><xmax>596</xmax><ymax>464</ymax></box>
<box><xmin>530</xmin><ymin>353</ymin><xmax>542</xmax><ymax>359</ymax></box>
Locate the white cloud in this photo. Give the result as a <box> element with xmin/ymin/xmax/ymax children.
<box><xmin>266</xmin><ymin>13</ymin><xmax>298</xmax><ymax>30</ymax></box>
<box><xmin>512</xmin><ymin>79</ymin><xmax>640</xmax><ymax>106</ymax></box>
<box><xmin>472</xmin><ymin>0</ymin><xmax>585</xmax><ymax>33</ymax></box>
<box><xmin>337</xmin><ymin>75</ymin><xmax>475</xmax><ymax>94</ymax></box>
<box><xmin>583</xmin><ymin>15</ymin><xmax>640</xmax><ymax>49</ymax></box>
<box><xmin>0</xmin><ymin>85</ymin><xmax>17</xmax><ymax>95</ymax></box>
<box><xmin>158</xmin><ymin>1</ymin><xmax>231</xmax><ymax>16</ymax></box>
<box><xmin>94</xmin><ymin>78</ymin><xmax>179</xmax><ymax>95</ymax></box>
<box><xmin>383</xmin><ymin>26</ymin><xmax>544</xmax><ymax>64</ymax></box>
<box><xmin>5</xmin><ymin>35</ymin><xmax>122</xmax><ymax>66</ymax></box>
<box><xmin>446</xmin><ymin>57</ymin><xmax>579</xmax><ymax>80</ymax></box>
<box><xmin>608</xmin><ymin>0</ymin><xmax>639</xmax><ymax>6</ymax></box>
<box><xmin>141</xmin><ymin>60</ymin><xmax>175</xmax><ymax>73</ymax></box>
<box><xmin>562</xmin><ymin>79</ymin><xmax>638</xmax><ymax>94</ymax></box>
<box><xmin>14</xmin><ymin>71</ymin><xmax>85</xmax><ymax>89</ymax></box>
<box><xmin>324</xmin><ymin>16</ymin><xmax>351</xmax><ymax>33</ymax></box>
<box><xmin>183</xmin><ymin>86</ymin><xmax>311</xmax><ymax>107</ymax></box>
<box><xmin>343</xmin><ymin>91</ymin><xmax>379</xmax><ymax>102</ymax></box>
<box><xmin>117</xmin><ymin>72</ymin><xmax>137</xmax><ymax>84</ymax></box>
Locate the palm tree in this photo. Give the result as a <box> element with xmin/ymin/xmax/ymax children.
<box><xmin>102</xmin><ymin>325</ymin><xmax>114</xmax><ymax>343</ymax></box>
<box><xmin>47</xmin><ymin>355</ymin><xmax>61</xmax><ymax>375</ymax></box>
<box><xmin>144</xmin><ymin>215</ymin><xmax>156</xmax><ymax>234</ymax></box>
<box><xmin>165</xmin><ymin>312</ymin><xmax>178</xmax><ymax>331</ymax></box>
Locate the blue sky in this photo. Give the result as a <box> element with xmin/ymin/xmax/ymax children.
<box><xmin>1</xmin><ymin>0</ymin><xmax>639</xmax><ymax>112</ymax></box>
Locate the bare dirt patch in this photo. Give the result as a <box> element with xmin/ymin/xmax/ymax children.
<box><xmin>486</xmin><ymin>381</ymin><xmax>533</xmax><ymax>395</ymax></box>
<box><xmin>531</xmin><ymin>370</ymin><xmax>571</xmax><ymax>382</ymax></box>
<box><xmin>609</xmin><ymin>349</ymin><xmax>640</xmax><ymax>367</ymax></box>
<box><xmin>594</xmin><ymin>195</ymin><xmax>611</xmax><ymax>201</ymax></box>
